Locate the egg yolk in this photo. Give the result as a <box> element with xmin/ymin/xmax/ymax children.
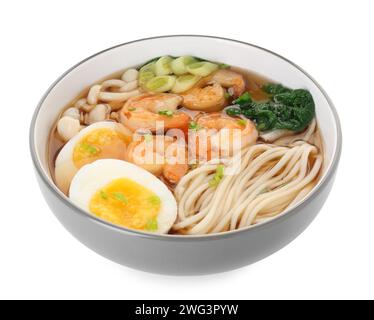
<box><xmin>73</xmin><ymin>128</ymin><xmax>131</xmax><ymax>168</ymax></box>
<box><xmin>89</xmin><ymin>178</ymin><xmax>161</xmax><ymax>231</ymax></box>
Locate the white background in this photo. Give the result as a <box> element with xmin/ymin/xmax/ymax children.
<box><xmin>1</xmin><ymin>0</ymin><xmax>373</xmax><ymax>300</ymax></box>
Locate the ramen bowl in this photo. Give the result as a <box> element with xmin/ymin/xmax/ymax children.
<box><xmin>29</xmin><ymin>35</ymin><xmax>342</xmax><ymax>275</ymax></box>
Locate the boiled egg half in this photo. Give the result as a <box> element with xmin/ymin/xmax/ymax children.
<box><xmin>69</xmin><ymin>159</ymin><xmax>177</xmax><ymax>234</ymax></box>
<box><xmin>55</xmin><ymin>121</ymin><xmax>132</xmax><ymax>194</ymax></box>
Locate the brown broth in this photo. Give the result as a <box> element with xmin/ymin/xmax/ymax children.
<box><xmin>231</xmin><ymin>66</ymin><xmax>271</xmax><ymax>101</ymax></box>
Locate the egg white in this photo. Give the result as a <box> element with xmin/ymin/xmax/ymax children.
<box><xmin>55</xmin><ymin>121</ymin><xmax>132</xmax><ymax>195</ymax></box>
<box><xmin>69</xmin><ymin>159</ymin><xmax>177</xmax><ymax>234</ymax></box>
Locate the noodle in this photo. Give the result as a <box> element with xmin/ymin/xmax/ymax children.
<box><xmin>173</xmin><ymin>124</ymin><xmax>323</xmax><ymax>235</ymax></box>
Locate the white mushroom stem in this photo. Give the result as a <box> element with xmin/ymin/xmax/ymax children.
<box><xmin>119</xmin><ymin>80</ymin><xmax>138</xmax><ymax>92</ymax></box>
<box><xmin>87</xmin><ymin>104</ymin><xmax>111</xmax><ymax>124</ymax></box>
<box><xmin>121</xmin><ymin>69</ymin><xmax>139</xmax><ymax>82</ymax></box>
<box><xmin>74</xmin><ymin>98</ymin><xmax>87</xmax><ymax>109</ymax></box>
<box><xmin>99</xmin><ymin>89</ymin><xmax>141</xmax><ymax>102</ymax></box>
<box><xmin>101</xmin><ymin>79</ymin><xmax>127</xmax><ymax>90</ymax></box>
<box><xmin>57</xmin><ymin>116</ymin><xmax>81</xmax><ymax>141</ymax></box>
<box><xmin>62</xmin><ymin>107</ymin><xmax>80</xmax><ymax>120</ymax></box>
<box><xmin>87</xmin><ymin>84</ymin><xmax>102</xmax><ymax>105</ymax></box>
<box><xmin>81</xmin><ymin>104</ymin><xmax>95</xmax><ymax>112</ymax></box>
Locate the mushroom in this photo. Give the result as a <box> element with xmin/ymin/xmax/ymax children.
<box><xmin>99</xmin><ymin>89</ymin><xmax>141</xmax><ymax>102</ymax></box>
<box><xmin>87</xmin><ymin>104</ymin><xmax>111</xmax><ymax>124</ymax></box>
<box><xmin>87</xmin><ymin>84</ymin><xmax>102</xmax><ymax>105</ymax></box>
<box><xmin>101</xmin><ymin>79</ymin><xmax>126</xmax><ymax>90</ymax></box>
<box><xmin>121</xmin><ymin>69</ymin><xmax>139</xmax><ymax>82</ymax></box>
<box><xmin>119</xmin><ymin>80</ymin><xmax>138</xmax><ymax>92</ymax></box>
<box><xmin>62</xmin><ymin>107</ymin><xmax>80</xmax><ymax>120</ymax></box>
<box><xmin>74</xmin><ymin>98</ymin><xmax>88</xmax><ymax>109</ymax></box>
<box><xmin>57</xmin><ymin>116</ymin><xmax>81</xmax><ymax>141</ymax></box>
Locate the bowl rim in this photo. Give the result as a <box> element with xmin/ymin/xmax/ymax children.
<box><xmin>29</xmin><ymin>34</ymin><xmax>342</xmax><ymax>241</ymax></box>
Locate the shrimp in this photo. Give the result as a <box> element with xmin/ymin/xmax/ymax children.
<box><xmin>181</xmin><ymin>82</ymin><xmax>227</xmax><ymax>112</ymax></box>
<box><xmin>180</xmin><ymin>69</ymin><xmax>246</xmax><ymax>112</ymax></box>
<box><xmin>190</xmin><ymin>113</ymin><xmax>258</xmax><ymax>161</ymax></box>
<box><xmin>209</xmin><ymin>69</ymin><xmax>246</xmax><ymax>97</ymax></box>
<box><xmin>126</xmin><ymin>135</ymin><xmax>188</xmax><ymax>184</ymax></box>
<box><xmin>120</xmin><ymin>93</ymin><xmax>190</xmax><ymax>132</ymax></box>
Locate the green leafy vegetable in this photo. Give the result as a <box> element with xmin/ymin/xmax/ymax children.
<box><xmin>158</xmin><ymin>110</ymin><xmax>174</xmax><ymax>117</ymax></box>
<box><xmin>225</xmin><ymin>107</ymin><xmax>242</xmax><ymax>116</ymax></box>
<box><xmin>145</xmin><ymin>217</ymin><xmax>158</xmax><ymax>231</ymax></box>
<box><xmin>233</xmin><ymin>92</ymin><xmax>252</xmax><ymax>105</ymax></box>
<box><xmin>112</xmin><ymin>192</ymin><xmax>128</xmax><ymax>204</ymax></box>
<box><xmin>228</xmin><ymin>84</ymin><xmax>315</xmax><ymax>132</ymax></box>
<box><xmin>209</xmin><ymin>165</ymin><xmax>225</xmax><ymax>188</ymax></box>
<box><xmin>128</xmin><ymin>107</ymin><xmax>136</xmax><ymax>111</ymax></box>
<box><xmin>255</xmin><ymin>110</ymin><xmax>277</xmax><ymax>131</ymax></box>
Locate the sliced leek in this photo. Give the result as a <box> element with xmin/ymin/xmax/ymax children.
<box><xmin>139</xmin><ymin>62</ymin><xmax>156</xmax><ymax>87</ymax></box>
<box><xmin>155</xmin><ymin>56</ymin><xmax>174</xmax><ymax>76</ymax></box>
<box><xmin>145</xmin><ymin>75</ymin><xmax>176</xmax><ymax>93</ymax></box>
<box><xmin>171</xmin><ymin>74</ymin><xmax>201</xmax><ymax>93</ymax></box>
<box><xmin>187</xmin><ymin>61</ymin><xmax>218</xmax><ymax>77</ymax></box>
<box><xmin>170</xmin><ymin>55</ymin><xmax>197</xmax><ymax>75</ymax></box>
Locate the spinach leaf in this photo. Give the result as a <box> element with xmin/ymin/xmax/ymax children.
<box><xmin>233</xmin><ymin>92</ymin><xmax>252</xmax><ymax>105</ymax></box>
<box><xmin>253</xmin><ymin>110</ymin><xmax>278</xmax><ymax>131</ymax></box>
<box><xmin>227</xmin><ymin>84</ymin><xmax>315</xmax><ymax>132</ymax></box>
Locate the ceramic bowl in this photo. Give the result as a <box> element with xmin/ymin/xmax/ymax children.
<box><xmin>30</xmin><ymin>35</ymin><xmax>342</xmax><ymax>275</ymax></box>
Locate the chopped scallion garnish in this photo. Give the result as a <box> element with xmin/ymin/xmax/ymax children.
<box><xmin>209</xmin><ymin>165</ymin><xmax>225</xmax><ymax>188</ymax></box>
<box><xmin>80</xmin><ymin>143</ymin><xmax>98</xmax><ymax>155</ymax></box>
<box><xmin>188</xmin><ymin>121</ymin><xmax>202</xmax><ymax>131</ymax></box>
<box><xmin>112</xmin><ymin>192</ymin><xmax>128</xmax><ymax>204</ymax></box>
<box><xmin>145</xmin><ymin>217</ymin><xmax>158</xmax><ymax>231</ymax></box>
<box><xmin>158</xmin><ymin>110</ymin><xmax>174</xmax><ymax>117</ymax></box>
<box><xmin>148</xmin><ymin>195</ymin><xmax>161</xmax><ymax>206</ymax></box>
<box><xmin>237</xmin><ymin>119</ymin><xmax>247</xmax><ymax>126</ymax></box>
<box><xmin>100</xmin><ymin>190</ymin><xmax>108</xmax><ymax>200</ymax></box>
<box><xmin>144</xmin><ymin>134</ymin><xmax>153</xmax><ymax>142</ymax></box>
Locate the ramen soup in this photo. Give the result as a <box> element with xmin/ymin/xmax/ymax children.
<box><xmin>49</xmin><ymin>55</ymin><xmax>323</xmax><ymax>235</ymax></box>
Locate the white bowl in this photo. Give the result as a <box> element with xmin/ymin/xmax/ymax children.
<box><xmin>30</xmin><ymin>35</ymin><xmax>342</xmax><ymax>275</ymax></box>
